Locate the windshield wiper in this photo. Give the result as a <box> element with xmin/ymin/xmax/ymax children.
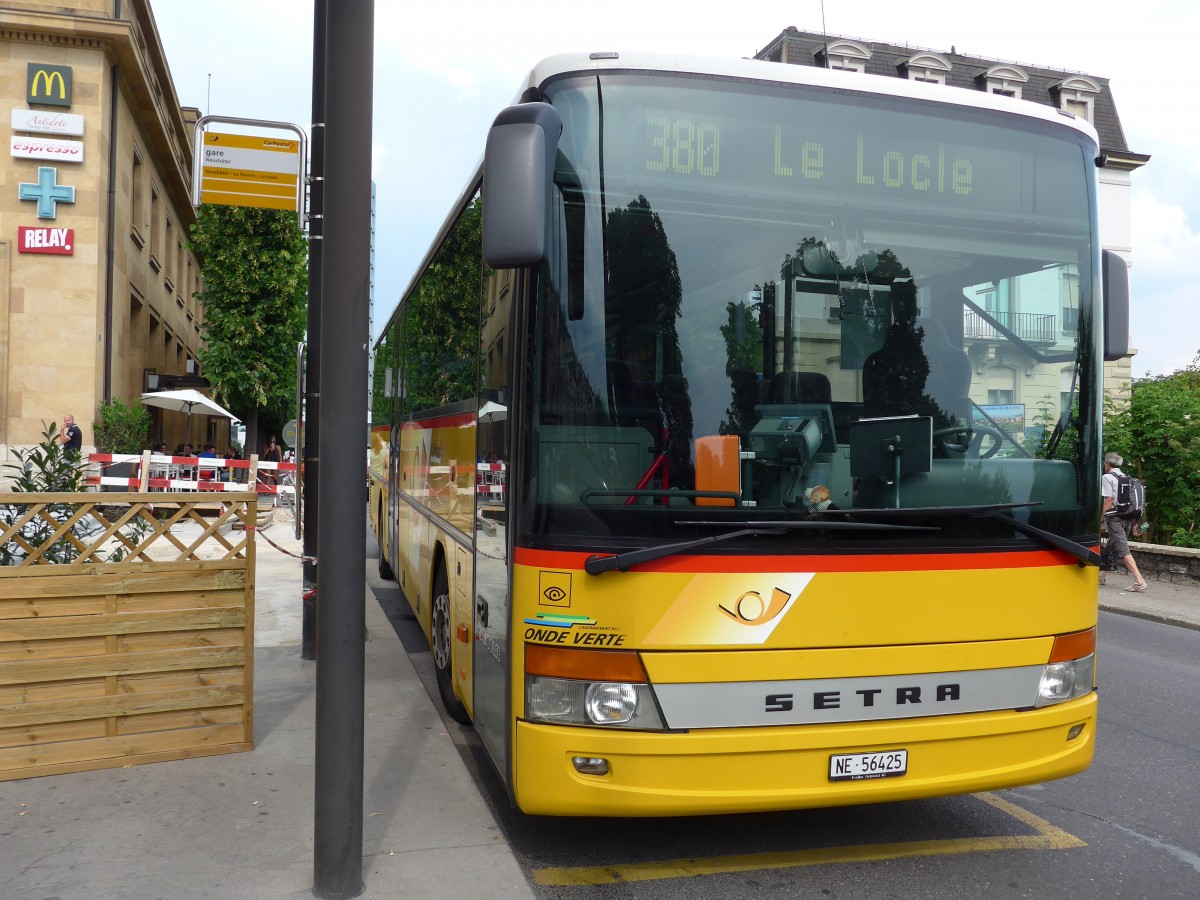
<box><xmin>584</xmin><ymin>519</ymin><xmax>939</xmax><ymax>576</ymax></box>
<box><xmin>974</xmin><ymin>512</ymin><xmax>1100</xmax><ymax>567</ymax></box>
<box><xmin>819</xmin><ymin>501</ymin><xmax>1041</xmax><ymax>517</ymax></box>
<box><xmin>819</xmin><ymin>502</ymin><xmax>1099</xmax><ymax>566</ymax></box>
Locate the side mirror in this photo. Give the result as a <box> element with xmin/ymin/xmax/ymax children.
<box><xmin>1102</xmin><ymin>249</ymin><xmax>1130</xmax><ymax>361</ymax></box>
<box><xmin>482</xmin><ymin>102</ymin><xmax>563</xmax><ymax>268</ymax></box>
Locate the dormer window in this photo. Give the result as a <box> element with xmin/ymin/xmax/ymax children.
<box><xmin>978</xmin><ymin>64</ymin><xmax>1029</xmax><ymax>99</ymax></box>
<box><xmin>902</xmin><ymin>52</ymin><xmax>952</xmax><ymax>85</ymax></box>
<box><xmin>1051</xmin><ymin>75</ymin><xmax>1101</xmax><ymax>123</ymax></box>
<box><xmin>815</xmin><ymin>39</ymin><xmax>871</xmax><ymax>73</ymax></box>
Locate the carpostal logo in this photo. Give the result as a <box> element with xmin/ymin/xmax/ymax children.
<box><xmin>719</xmin><ymin>587</ymin><xmax>794</xmax><ymax>626</ymax></box>
<box><xmin>642</xmin><ymin>574</ymin><xmax>814</xmax><ymax>646</ymax></box>
<box><xmin>28</xmin><ymin>64</ymin><xmax>72</xmax><ymax>108</ymax></box>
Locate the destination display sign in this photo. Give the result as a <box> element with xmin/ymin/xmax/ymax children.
<box><xmin>634</xmin><ymin>109</ymin><xmax>1066</xmax><ymax>216</ymax></box>
<box><xmin>557</xmin><ymin>77</ymin><xmax>1091</xmax><ymax>222</ymax></box>
<box><xmin>199</xmin><ymin>131</ymin><xmax>301</xmax><ymax>211</ymax></box>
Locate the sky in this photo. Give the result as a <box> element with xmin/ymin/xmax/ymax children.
<box><xmin>153</xmin><ymin>0</ymin><xmax>1200</xmax><ymax>377</ymax></box>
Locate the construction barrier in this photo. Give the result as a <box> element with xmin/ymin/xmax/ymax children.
<box><xmin>476</xmin><ymin>462</ymin><xmax>506</xmax><ymax>497</ymax></box>
<box><xmin>87</xmin><ymin>452</ymin><xmax>297</xmax><ymax>498</ymax></box>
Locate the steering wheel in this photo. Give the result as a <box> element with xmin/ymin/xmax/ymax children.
<box><xmin>933</xmin><ymin>424</ymin><xmax>1004</xmax><ymax>459</ymax></box>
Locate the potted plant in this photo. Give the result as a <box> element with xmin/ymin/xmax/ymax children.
<box><xmin>92</xmin><ymin>398</ymin><xmax>152</xmax><ymax>490</ymax></box>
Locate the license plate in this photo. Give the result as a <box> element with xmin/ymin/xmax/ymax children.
<box><xmin>829</xmin><ymin>749</ymin><xmax>908</xmax><ymax>781</ymax></box>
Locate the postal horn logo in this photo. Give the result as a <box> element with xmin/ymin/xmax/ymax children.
<box><xmin>28</xmin><ymin>64</ymin><xmax>72</xmax><ymax>108</ymax></box>
<box><xmin>719</xmin><ymin>587</ymin><xmax>793</xmax><ymax>626</ymax></box>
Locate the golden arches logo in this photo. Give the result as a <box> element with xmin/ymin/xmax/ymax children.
<box><xmin>718</xmin><ymin>587</ymin><xmax>793</xmax><ymax>626</ymax></box>
<box><xmin>28</xmin><ymin>64</ymin><xmax>71</xmax><ymax>107</ymax></box>
<box><xmin>32</xmin><ymin>71</ymin><xmax>65</xmax><ymax>99</ymax></box>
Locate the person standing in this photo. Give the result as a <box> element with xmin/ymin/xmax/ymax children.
<box><xmin>1101</xmin><ymin>451</ymin><xmax>1147</xmax><ymax>592</ymax></box>
<box><xmin>60</xmin><ymin>413</ymin><xmax>82</xmax><ymax>457</ymax></box>
<box><xmin>262</xmin><ymin>436</ymin><xmax>282</xmax><ymax>506</ymax></box>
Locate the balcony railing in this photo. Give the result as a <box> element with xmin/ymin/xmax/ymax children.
<box><xmin>963</xmin><ymin>310</ymin><xmax>1057</xmax><ymax>343</ymax></box>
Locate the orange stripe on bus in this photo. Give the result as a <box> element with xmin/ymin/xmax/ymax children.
<box><xmin>514</xmin><ymin>547</ymin><xmax>1077</xmax><ymax>573</ymax></box>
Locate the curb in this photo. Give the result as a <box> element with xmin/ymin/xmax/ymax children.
<box><xmin>1099</xmin><ymin>601</ymin><xmax>1200</xmax><ymax>632</ymax></box>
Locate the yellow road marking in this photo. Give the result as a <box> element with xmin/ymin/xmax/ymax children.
<box><xmin>531</xmin><ymin>792</ymin><xmax>1086</xmax><ymax>886</ymax></box>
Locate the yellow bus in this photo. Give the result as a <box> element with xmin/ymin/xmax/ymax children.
<box><xmin>369</xmin><ymin>52</ymin><xmax>1129</xmax><ymax>816</ymax></box>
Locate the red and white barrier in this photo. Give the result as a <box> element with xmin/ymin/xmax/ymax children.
<box><xmin>476</xmin><ymin>462</ymin><xmax>506</xmax><ymax>497</ymax></box>
<box><xmin>87</xmin><ymin>453</ymin><xmax>297</xmax><ymax>495</ymax></box>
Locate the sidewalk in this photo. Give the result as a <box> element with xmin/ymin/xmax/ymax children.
<box><xmin>1</xmin><ymin>511</ymin><xmax>534</xmax><ymax>900</ymax></box>
<box><xmin>1098</xmin><ymin>573</ymin><xmax>1200</xmax><ymax>631</ymax></box>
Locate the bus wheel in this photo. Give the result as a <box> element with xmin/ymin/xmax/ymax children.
<box><xmin>432</xmin><ymin>566</ymin><xmax>471</xmax><ymax>724</ymax></box>
<box><xmin>378</xmin><ymin>551</ymin><xmax>394</xmax><ymax>581</ymax></box>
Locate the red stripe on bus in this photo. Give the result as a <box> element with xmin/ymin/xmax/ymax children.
<box><xmin>513</xmin><ymin>546</ymin><xmax>1078</xmax><ymax>573</ymax></box>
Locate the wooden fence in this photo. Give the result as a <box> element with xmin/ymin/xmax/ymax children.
<box><xmin>0</xmin><ymin>492</ymin><xmax>256</xmax><ymax>781</ymax></box>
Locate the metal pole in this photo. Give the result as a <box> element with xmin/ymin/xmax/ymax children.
<box><xmin>295</xmin><ymin>340</ymin><xmax>305</xmax><ymax>542</ymax></box>
<box><xmin>301</xmin><ymin>0</ymin><xmax>326</xmax><ymax>663</ymax></box>
<box><xmin>312</xmin><ymin>0</ymin><xmax>371</xmax><ymax>897</ymax></box>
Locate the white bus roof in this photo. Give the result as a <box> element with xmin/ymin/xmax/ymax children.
<box><xmin>520</xmin><ymin>51</ymin><xmax>1099</xmax><ymax>145</ymax></box>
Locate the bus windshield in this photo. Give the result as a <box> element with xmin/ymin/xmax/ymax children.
<box><xmin>525</xmin><ymin>72</ymin><xmax>1100</xmax><ymax>546</ymax></box>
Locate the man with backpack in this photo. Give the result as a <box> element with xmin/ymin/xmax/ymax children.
<box><xmin>1101</xmin><ymin>451</ymin><xmax>1147</xmax><ymax>592</ymax></box>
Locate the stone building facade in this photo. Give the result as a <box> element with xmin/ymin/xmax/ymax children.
<box><xmin>0</xmin><ymin>0</ymin><xmax>218</xmax><ymax>470</ymax></box>
<box><xmin>755</xmin><ymin>28</ymin><xmax>1150</xmax><ymax>403</ymax></box>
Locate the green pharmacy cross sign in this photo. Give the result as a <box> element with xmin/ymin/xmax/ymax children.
<box><xmin>19</xmin><ymin>166</ymin><xmax>75</xmax><ymax>219</ymax></box>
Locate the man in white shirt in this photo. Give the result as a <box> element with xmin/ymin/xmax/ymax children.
<box><xmin>1101</xmin><ymin>451</ymin><xmax>1147</xmax><ymax>592</ymax></box>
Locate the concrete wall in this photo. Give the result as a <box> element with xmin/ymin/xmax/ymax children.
<box><xmin>1131</xmin><ymin>543</ymin><xmax>1200</xmax><ymax>586</ymax></box>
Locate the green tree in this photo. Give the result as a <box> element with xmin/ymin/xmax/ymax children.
<box><xmin>187</xmin><ymin>205</ymin><xmax>307</xmax><ymax>448</ymax></box>
<box><xmin>1105</xmin><ymin>354</ymin><xmax>1200</xmax><ymax>547</ymax></box>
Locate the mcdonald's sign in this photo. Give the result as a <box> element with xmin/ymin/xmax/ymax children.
<box><xmin>27</xmin><ymin>64</ymin><xmax>72</xmax><ymax>108</ymax></box>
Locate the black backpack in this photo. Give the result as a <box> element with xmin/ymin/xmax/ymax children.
<box><xmin>1111</xmin><ymin>472</ymin><xmax>1146</xmax><ymax>519</ymax></box>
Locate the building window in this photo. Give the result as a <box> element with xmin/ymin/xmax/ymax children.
<box><xmin>149</xmin><ymin>183</ymin><xmax>161</xmax><ymax>270</ymax></box>
<box><xmin>176</xmin><ymin>236</ymin><xmax>185</xmax><ymax>305</ymax></box>
<box><xmin>815</xmin><ymin>39</ymin><xmax>871</xmax><ymax>73</ymax></box>
<box><xmin>186</xmin><ymin>256</ymin><xmax>195</xmax><ymax>316</ymax></box>
<box><xmin>1062</xmin><ymin>307</ymin><xmax>1079</xmax><ymax>334</ymax></box>
<box><xmin>1051</xmin><ymin>76</ymin><xmax>1100</xmax><ymax>123</ymax></box>
<box><xmin>1059</xmin><ymin>368</ymin><xmax>1076</xmax><ymax>413</ymax></box>
<box><xmin>902</xmin><ymin>52</ymin><xmax>951</xmax><ymax>85</ymax></box>
<box><xmin>986</xmin><ymin>366</ymin><xmax>1017</xmax><ymax>406</ymax></box>
<box><xmin>164</xmin><ymin>216</ymin><xmax>175</xmax><ymax>293</ymax></box>
<box><xmin>130</xmin><ymin>149</ymin><xmax>145</xmax><ymax>248</ymax></box>
<box><xmin>977</xmin><ymin>64</ymin><xmax>1029</xmax><ymax>100</ymax></box>
<box><xmin>1062</xmin><ymin>270</ymin><xmax>1080</xmax><ymax>334</ymax></box>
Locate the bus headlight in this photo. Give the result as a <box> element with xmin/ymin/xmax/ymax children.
<box><xmin>524</xmin><ymin>645</ymin><xmax>666</xmax><ymax>729</ymax></box>
<box><xmin>586</xmin><ymin>682</ymin><xmax>638</xmax><ymax>724</ymax></box>
<box><xmin>526</xmin><ymin>676</ymin><xmax>665</xmax><ymax>729</ymax></box>
<box><xmin>1035</xmin><ymin>654</ymin><xmax>1095</xmax><ymax>707</ymax></box>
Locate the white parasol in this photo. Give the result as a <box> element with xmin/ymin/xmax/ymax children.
<box><xmin>478</xmin><ymin>400</ymin><xmax>507</xmax><ymax>422</ymax></box>
<box><xmin>140</xmin><ymin>389</ymin><xmax>237</xmax><ymax>445</ymax></box>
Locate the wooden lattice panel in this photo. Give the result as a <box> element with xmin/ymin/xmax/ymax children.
<box><xmin>0</xmin><ymin>493</ymin><xmax>257</xmax><ymax>781</ymax></box>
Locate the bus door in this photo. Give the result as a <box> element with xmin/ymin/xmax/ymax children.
<box><xmin>472</xmin><ymin>268</ymin><xmax>518</xmax><ymax>780</ymax></box>
<box><xmin>387</xmin><ymin>422</ymin><xmax>401</xmax><ymax>582</ymax></box>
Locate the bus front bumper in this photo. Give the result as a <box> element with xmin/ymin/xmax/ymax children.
<box><xmin>512</xmin><ymin>694</ymin><xmax>1095</xmax><ymax>817</ymax></box>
